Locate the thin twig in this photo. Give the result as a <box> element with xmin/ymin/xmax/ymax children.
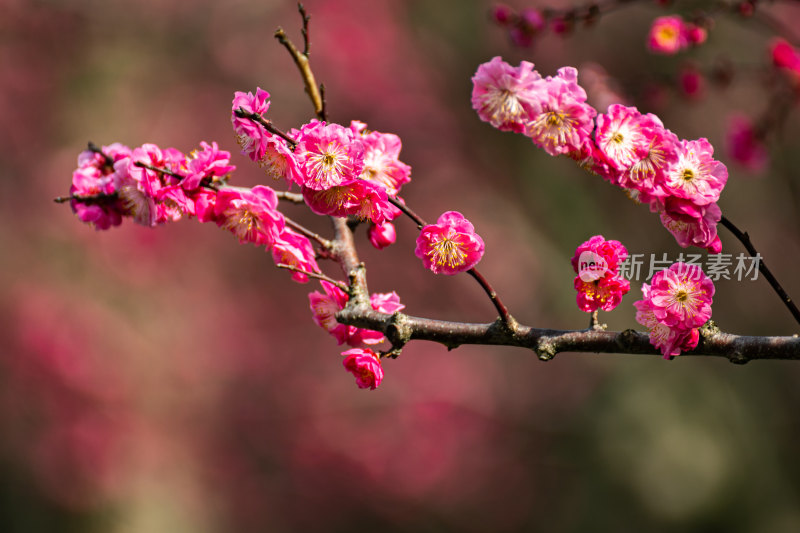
<box><xmin>276</xmin><ymin>263</ymin><xmax>346</xmax><ymax>290</ymax></box>
<box><xmin>133</xmin><ymin>161</ymin><xmax>184</xmax><ymax>180</ymax></box>
<box><xmin>467</xmin><ymin>268</ymin><xmax>515</xmax><ymax>330</ymax></box>
<box><xmin>276</xmin><ymin>191</ymin><xmax>304</xmax><ymax>203</ymax></box>
<box><xmin>388</xmin><ymin>196</ymin><xmax>427</xmax><ymax>229</ymax></box>
<box><xmin>720</xmin><ymin>215</ymin><xmax>800</xmax><ymax>328</ymax></box>
<box><xmin>298</xmin><ymin>2</ymin><xmax>311</xmax><ymax>56</ymax></box>
<box><xmin>284</xmin><ymin>216</ymin><xmax>333</xmax><ymax>250</ymax></box>
<box><xmin>274</xmin><ymin>23</ymin><xmax>325</xmax><ymax>120</ymax></box>
<box><xmin>234</xmin><ymin>108</ymin><xmax>297</xmax><ymax>147</ymax></box>
<box><xmin>87</xmin><ymin>142</ymin><xmax>114</xmax><ymax>167</ymax></box>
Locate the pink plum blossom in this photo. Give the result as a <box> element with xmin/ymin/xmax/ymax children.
<box><xmin>352</xmin><ymin>122</ymin><xmax>412</xmax><ymax>195</ymax></box>
<box><xmin>302</xmin><ymin>178</ymin><xmax>393</xmax><ymax>225</ymax></box>
<box><xmin>662</xmin><ymin>138</ymin><xmax>727</xmax><ymax>206</ymax></box>
<box><xmin>471</xmin><ymin>57</ymin><xmax>542</xmax><ymax>133</ymax></box>
<box><xmin>594</xmin><ymin>105</ymin><xmax>654</xmax><ymax>173</ymax></box>
<box><xmin>271</xmin><ymin>228</ymin><xmax>320</xmax><ymax>283</ymax></box>
<box><xmin>648</xmin><ymin>262</ymin><xmax>715</xmax><ymax>329</ymax></box>
<box><xmin>660</xmin><ymin>200</ymin><xmax>722</xmax><ymax>253</ymax></box>
<box><xmin>647</xmin><ymin>16</ymin><xmax>689</xmax><ymax>54</ymax></box>
<box><xmin>294</xmin><ymin>120</ymin><xmax>365</xmax><ymax>190</ymax></box>
<box><xmin>368</xmin><ymin>221</ymin><xmax>396</xmax><ymax>250</ymax></box>
<box><xmin>182</xmin><ymin>141</ymin><xmax>235</xmax><ymax>190</ymax></box>
<box><xmin>342</xmin><ymin>348</ymin><xmax>384</xmax><ymax>390</ymax></box>
<box><xmin>415</xmin><ymin>211</ymin><xmax>485</xmax><ymax>275</ymax></box>
<box><xmin>214</xmin><ymin>185</ymin><xmax>285</xmax><ymax>247</ymax></box>
<box><xmin>308</xmin><ymin>281</ymin><xmax>404</xmax><ymax>346</ymax></box>
<box><xmin>570</xmin><ymin>235</ymin><xmax>630</xmax><ymax>312</ymax></box>
<box><xmin>574</xmin><ymin>275</ymin><xmax>630</xmax><ymax>312</ymax></box>
<box><xmin>770</xmin><ymin>38</ymin><xmax>800</xmax><ymax>78</ymax></box>
<box><xmin>259</xmin><ymin>136</ymin><xmax>303</xmax><ymax>186</ymax></box>
<box><xmin>634</xmin><ymin>294</ymin><xmax>700</xmax><ymax>359</ymax></box>
<box><xmin>725</xmin><ymin>114</ymin><xmax>768</xmax><ymax>172</ymax></box>
<box><xmin>524</xmin><ymin>67</ymin><xmax>597</xmax><ymax>156</ymax></box>
<box><xmin>231</xmin><ymin>87</ymin><xmax>271</xmax><ymax>161</ymax></box>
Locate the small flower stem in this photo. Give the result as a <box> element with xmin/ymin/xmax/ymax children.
<box><xmin>283</xmin><ymin>216</ymin><xmax>333</xmax><ymax>250</ymax></box>
<box><xmin>276</xmin><ymin>191</ymin><xmax>304</xmax><ymax>204</ymax></box>
<box><xmin>589</xmin><ymin>310</ymin><xmax>598</xmax><ymax>329</ymax></box>
<box><xmin>234</xmin><ymin>108</ymin><xmax>297</xmax><ymax>147</ymax></box>
<box><xmin>133</xmin><ymin>161</ymin><xmax>184</xmax><ymax>180</ymax></box>
<box><xmin>87</xmin><ymin>141</ymin><xmax>114</xmax><ymax>167</ymax></box>
<box><xmin>467</xmin><ymin>268</ymin><xmax>515</xmax><ymax>329</ymax></box>
<box><xmin>720</xmin><ymin>215</ymin><xmax>800</xmax><ymax>328</ymax></box>
<box><xmin>275</xmin><ymin>263</ymin><xmax>346</xmax><ymax>290</ymax></box>
<box><xmin>388</xmin><ymin>196</ymin><xmax>427</xmax><ymax>229</ymax></box>
<box><xmin>298</xmin><ymin>2</ymin><xmax>311</xmax><ymax>56</ymax></box>
<box><xmin>275</xmin><ymin>15</ymin><xmax>326</xmax><ymax>121</ymax></box>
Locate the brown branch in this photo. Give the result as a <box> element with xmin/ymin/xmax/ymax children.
<box><xmin>335</xmin><ymin>306</ymin><xmax>800</xmax><ymax>363</ymax></box>
<box><xmin>275</xmin><ymin>16</ymin><xmax>325</xmax><ymax>121</ymax></box>
<box><xmin>284</xmin><ymin>216</ymin><xmax>332</xmax><ymax>250</ymax></box>
<box><xmin>133</xmin><ymin>161</ymin><xmax>184</xmax><ymax>180</ymax></box>
<box><xmin>275</xmin><ymin>263</ymin><xmax>345</xmax><ymax>290</ymax></box>
<box><xmin>720</xmin><ymin>215</ymin><xmax>800</xmax><ymax>328</ymax></box>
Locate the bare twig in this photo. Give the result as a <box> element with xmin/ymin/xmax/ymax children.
<box><xmin>234</xmin><ymin>108</ymin><xmax>297</xmax><ymax>147</ymax></box>
<box><xmin>275</xmin><ymin>19</ymin><xmax>325</xmax><ymax>121</ymax></box>
<box><xmin>720</xmin><ymin>215</ymin><xmax>800</xmax><ymax>328</ymax></box>
<box><xmin>276</xmin><ymin>263</ymin><xmax>346</xmax><ymax>289</ymax></box>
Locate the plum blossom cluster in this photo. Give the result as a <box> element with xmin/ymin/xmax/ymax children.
<box><xmin>570</xmin><ymin>235</ymin><xmax>630</xmax><ymax>312</ymax></box>
<box><xmin>634</xmin><ymin>262</ymin><xmax>715</xmax><ymax>359</ymax></box>
<box><xmin>309</xmin><ymin>282</ymin><xmax>405</xmax><ymax>390</ymax></box>
<box><xmin>471</xmin><ymin>57</ymin><xmax>727</xmax><ymax>253</ymax></box>
<box><xmin>647</xmin><ymin>15</ymin><xmax>707</xmax><ymax>55</ymax></box>
<box><xmin>66</xmin><ymin>141</ymin><xmax>322</xmax><ymax>283</ymax></box>
<box><xmin>64</xmin><ymin>86</ymin><xmax>417</xmax><ymax>390</ymax></box>
<box><xmin>231</xmin><ymin>89</ymin><xmax>412</xmax><ymax>248</ymax></box>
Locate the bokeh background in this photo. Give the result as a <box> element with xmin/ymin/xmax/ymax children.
<box><xmin>2</xmin><ymin>0</ymin><xmax>800</xmax><ymax>531</ymax></box>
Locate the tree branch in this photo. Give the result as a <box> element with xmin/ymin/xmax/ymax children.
<box><xmin>335</xmin><ymin>306</ymin><xmax>800</xmax><ymax>363</ymax></box>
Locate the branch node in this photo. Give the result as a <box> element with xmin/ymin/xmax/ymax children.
<box><xmin>536</xmin><ymin>339</ymin><xmax>556</xmax><ymax>361</ymax></box>
<box><xmin>729</xmin><ymin>350</ymin><xmax>750</xmax><ymax>365</ymax></box>
<box><xmin>385</xmin><ymin>313</ymin><xmax>412</xmax><ymax>347</ymax></box>
<box><xmin>617</xmin><ymin>328</ymin><xmax>639</xmax><ymax>350</ymax></box>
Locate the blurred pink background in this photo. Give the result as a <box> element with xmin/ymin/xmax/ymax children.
<box><xmin>2</xmin><ymin>0</ymin><xmax>800</xmax><ymax>531</ymax></box>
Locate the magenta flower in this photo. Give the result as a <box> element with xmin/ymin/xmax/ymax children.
<box><xmin>471</xmin><ymin>57</ymin><xmax>542</xmax><ymax>133</ymax></box>
<box><xmin>353</xmin><ymin>123</ymin><xmax>412</xmax><ymax>196</ymax></box>
<box><xmin>271</xmin><ymin>228</ymin><xmax>320</xmax><ymax>283</ymax></box>
<box><xmin>260</xmin><ymin>136</ymin><xmax>303</xmax><ymax>186</ymax></box>
<box><xmin>647</xmin><ymin>16</ymin><xmax>689</xmax><ymax>54</ymax></box>
<box><xmin>415</xmin><ymin>211</ymin><xmax>485</xmax><ymax>275</ymax></box>
<box><xmin>342</xmin><ymin>348</ymin><xmax>383</xmax><ymax>390</ymax></box>
<box><xmin>231</xmin><ymin>87</ymin><xmax>271</xmax><ymax>161</ymax></box>
<box><xmin>648</xmin><ymin>262</ymin><xmax>715</xmax><ymax>329</ymax></box>
<box><xmin>634</xmin><ymin>295</ymin><xmax>700</xmax><ymax>359</ymax></box>
<box><xmin>368</xmin><ymin>221</ymin><xmax>396</xmax><ymax>250</ymax></box>
<box><xmin>182</xmin><ymin>141</ymin><xmax>236</xmax><ymax>191</ymax></box>
<box><xmin>770</xmin><ymin>38</ymin><xmax>800</xmax><ymax>78</ymax></box>
<box><xmin>660</xmin><ymin>199</ymin><xmax>722</xmax><ymax>253</ymax></box>
<box><xmin>595</xmin><ymin>105</ymin><xmax>653</xmax><ymax>172</ymax></box>
<box><xmin>725</xmin><ymin>114</ymin><xmax>768</xmax><ymax>173</ymax></box>
<box><xmin>69</xmin><ymin>143</ymin><xmax>131</xmax><ymax>230</ymax></box>
<box><xmin>524</xmin><ymin>67</ymin><xmax>597</xmax><ymax>156</ymax></box>
<box><xmin>302</xmin><ymin>178</ymin><xmax>392</xmax><ymax>225</ymax></box>
<box><xmin>214</xmin><ymin>185</ymin><xmax>285</xmax><ymax>247</ymax></box>
<box><xmin>663</xmin><ymin>139</ymin><xmax>728</xmax><ymax>206</ymax></box>
<box><xmin>308</xmin><ymin>281</ymin><xmax>404</xmax><ymax>346</ymax></box>
<box><xmin>570</xmin><ymin>235</ymin><xmax>630</xmax><ymax>312</ymax></box>
<box><xmin>294</xmin><ymin>120</ymin><xmax>365</xmax><ymax>190</ymax></box>
<box><xmin>634</xmin><ymin>265</ymin><xmax>713</xmax><ymax>359</ymax></box>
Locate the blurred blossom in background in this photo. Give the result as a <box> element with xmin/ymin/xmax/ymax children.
<box><xmin>2</xmin><ymin>0</ymin><xmax>800</xmax><ymax>531</ymax></box>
